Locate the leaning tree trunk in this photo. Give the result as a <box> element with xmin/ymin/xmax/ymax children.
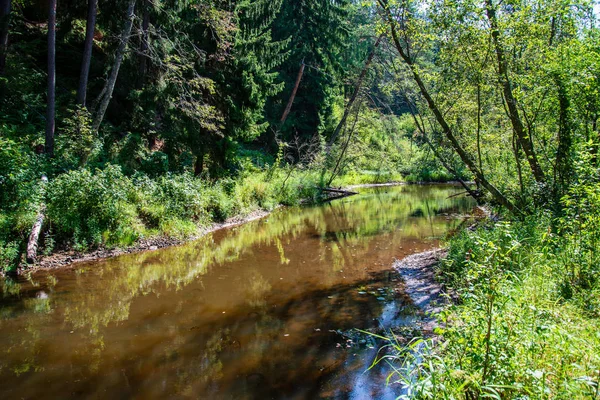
<box><xmin>26</xmin><ymin>176</ymin><xmax>48</xmax><ymax>264</ymax></box>
<box><xmin>0</xmin><ymin>0</ymin><xmax>10</xmax><ymax>76</ymax></box>
<box><xmin>280</xmin><ymin>60</ymin><xmax>305</xmax><ymax>125</ymax></box>
<box><xmin>77</xmin><ymin>0</ymin><xmax>97</xmax><ymax>106</ymax></box>
<box><xmin>378</xmin><ymin>0</ymin><xmax>521</xmax><ymax>216</ymax></box>
<box><xmin>45</xmin><ymin>0</ymin><xmax>57</xmax><ymax>157</ymax></box>
<box><xmin>92</xmin><ymin>0</ymin><xmax>136</xmax><ymax>133</ymax></box>
<box><xmin>327</xmin><ymin>103</ymin><xmax>362</xmax><ymax>186</ymax></box>
<box><xmin>405</xmin><ymin>96</ymin><xmax>483</xmax><ymax>203</ymax></box>
<box><xmin>327</xmin><ymin>34</ymin><xmax>382</xmax><ymax>150</ymax></box>
<box><xmin>485</xmin><ymin>0</ymin><xmax>545</xmax><ymax>184</ymax></box>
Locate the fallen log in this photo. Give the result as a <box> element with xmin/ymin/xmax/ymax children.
<box><xmin>446</xmin><ymin>188</ymin><xmax>483</xmax><ymax>201</ymax></box>
<box><xmin>26</xmin><ymin>175</ymin><xmax>48</xmax><ymax>264</ymax></box>
<box><xmin>315</xmin><ymin>187</ymin><xmax>359</xmax><ymax>202</ymax></box>
<box><xmin>318</xmin><ymin>187</ymin><xmax>359</xmax><ymax>195</ymax></box>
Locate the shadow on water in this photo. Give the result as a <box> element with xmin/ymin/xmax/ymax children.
<box><xmin>0</xmin><ymin>184</ymin><xmax>474</xmax><ymax>399</ymax></box>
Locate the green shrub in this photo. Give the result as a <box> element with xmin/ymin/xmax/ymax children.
<box><xmin>204</xmin><ymin>182</ymin><xmax>236</xmax><ymax>221</ymax></box>
<box><xmin>55</xmin><ymin>106</ymin><xmax>102</xmax><ymax>169</ymax></box>
<box><xmin>0</xmin><ymin>240</ymin><xmax>20</xmax><ymax>272</ymax></box>
<box><xmin>380</xmin><ymin>214</ymin><xmax>600</xmax><ymax>398</ymax></box>
<box><xmin>46</xmin><ymin>165</ymin><xmax>142</xmax><ymax>249</ymax></box>
<box><xmin>150</xmin><ymin>174</ymin><xmax>210</xmax><ymax>221</ymax></box>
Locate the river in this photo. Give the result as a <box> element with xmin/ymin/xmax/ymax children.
<box><xmin>0</xmin><ymin>184</ymin><xmax>474</xmax><ymax>399</ymax></box>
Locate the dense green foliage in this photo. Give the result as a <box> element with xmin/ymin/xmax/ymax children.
<box><xmin>364</xmin><ymin>0</ymin><xmax>600</xmax><ymax>397</ymax></box>
<box><xmin>1</xmin><ymin>0</ymin><xmax>600</xmax><ymax>395</ymax></box>
<box><xmin>1</xmin><ymin>0</ymin><xmax>453</xmax><ymax>270</ymax></box>
<box><xmin>379</xmin><ymin>161</ymin><xmax>600</xmax><ymax>397</ymax></box>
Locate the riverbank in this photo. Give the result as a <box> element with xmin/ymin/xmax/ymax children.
<box><xmin>12</xmin><ymin>180</ymin><xmax>437</xmax><ymax>274</ymax></box>
<box><xmin>383</xmin><ymin>214</ymin><xmax>600</xmax><ymax>398</ymax></box>
<box><xmin>392</xmin><ymin>248</ymin><xmax>449</xmax><ymax>334</ymax></box>
<box><xmin>0</xmin><ymin>168</ymin><xmax>322</xmax><ymax>274</ymax></box>
<box><xmin>29</xmin><ymin>208</ymin><xmax>274</xmax><ymax>271</ymax></box>
<box><xmin>1</xmin><ymin>157</ymin><xmax>471</xmax><ymax>274</ymax></box>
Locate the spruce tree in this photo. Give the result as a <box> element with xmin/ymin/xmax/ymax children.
<box><xmin>269</xmin><ymin>0</ymin><xmax>351</xmax><ymax>142</ymax></box>
<box><xmin>221</xmin><ymin>0</ymin><xmax>289</xmax><ymax>141</ymax></box>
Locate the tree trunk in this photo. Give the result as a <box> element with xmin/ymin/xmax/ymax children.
<box><xmin>77</xmin><ymin>0</ymin><xmax>97</xmax><ymax>106</ymax></box>
<box><xmin>512</xmin><ymin>131</ymin><xmax>525</xmax><ymax>196</ymax></box>
<box><xmin>137</xmin><ymin>0</ymin><xmax>149</xmax><ymax>88</ymax></box>
<box><xmin>26</xmin><ymin>175</ymin><xmax>48</xmax><ymax>264</ymax></box>
<box><xmin>92</xmin><ymin>0</ymin><xmax>136</xmax><ymax>133</ymax></box>
<box><xmin>485</xmin><ymin>0</ymin><xmax>545</xmax><ymax>184</ymax></box>
<box><xmin>0</xmin><ymin>0</ymin><xmax>10</xmax><ymax>76</ymax></box>
<box><xmin>280</xmin><ymin>60</ymin><xmax>305</xmax><ymax>125</ymax></box>
<box><xmin>45</xmin><ymin>0</ymin><xmax>57</xmax><ymax>157</ymax></box>
<box><xmin>589</xmin><ymin>115</ymin><xmax>598</xmax><ymax>163</ymax></box>
<box><xmin>405</xmin><ymin>96</ymin><xmax>482</xmax><ymax>203</ymax></box>
<box><xmin>327</xmin><ymin>103</ymin><xmax>362</xmax><ymax>185</ymax></box>
<box><xmin>476</xmin><ymin>83</ymin><xmax>483</xmax><ymax>190</ymax></box>
<box><xmin>378</xmin><ymin>0</ymin><xmax>521</xmax><ymax>215</ymax></box>
<box><xmin>327</xmin><ymin>34</ymin><xmax>382</xmax><ymax>149</ymax></box>
<box><xmin>552</xmin><ymin>74</ymin><xmax>572</xmax><ymax>204</ymax></box>
<box><xmin>194</xmin><ymin>152</ymin><xmax>204</xmax><ymax>176</ymax></box>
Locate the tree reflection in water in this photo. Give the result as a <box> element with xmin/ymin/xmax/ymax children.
<box><xmin>0</xmin><ymin>184</ymin><xmax>474</xmax><ymax>399</ymax></box>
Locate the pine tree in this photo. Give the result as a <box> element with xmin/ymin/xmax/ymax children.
<box><xmin>221</xmin><ymin>0</ymin><xmax>289</xmax><ymax>141</ymax></box>
<box><xmin>269</xmin><ymin>0</ymin><xmax>351</xmax><ymax>142</ymax></box>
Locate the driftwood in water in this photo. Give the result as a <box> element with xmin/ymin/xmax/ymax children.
<box><xmin>319</xmin><ymin>187</ymin><xmax>358</xmax><ymax>195</ymax></box>
<box><xmin>317</xmin><ymin>187</ymin><xmax>359</xmax><ymax>202</ymax></box>
<box><xmin>447</xmin><ymin>189</ymin><xmax>482</xmax><ymax>200</ymax></box>
<box><xmin>26</xmin><ymin>175</ymin><xmax>48</xmax><ymax>264</ymax></box>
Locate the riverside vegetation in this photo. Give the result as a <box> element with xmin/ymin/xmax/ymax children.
<box><xmin>0</xmin><ymin>0</ymin><xmax>453</xmax><ymax>271</ymax></box>
<box><xmin>1</xmin><ymin>0</ymin><xmax>600</xmax><ymax>398</ymax></box>
<box><xmin>368</xmin><ymin>0</ymin><xmax>600</xmax><ymax>397</ymax></box>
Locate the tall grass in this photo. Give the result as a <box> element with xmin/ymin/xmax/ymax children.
<box><xmin>378</xmin><ymin>215</ymin><xmax>600</xmax><ymax>399</ymax></box>
<box><xmin>0</xmin><ymin>162</ymin><xmax>405</xmax><ymax>271</ymax></box>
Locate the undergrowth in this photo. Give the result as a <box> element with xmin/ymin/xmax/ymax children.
<box><xmin>375</xmin><ymin>172</ymin><xmax>600</xmax><ymax>398</ymax></box>
<box><xmin>0</xmin><ymin>162</ymin><xmax>397</xmax><ymax>272</ymax></box>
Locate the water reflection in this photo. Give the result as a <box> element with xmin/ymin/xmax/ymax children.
<box><xmin>0</xmin><ymin>184</ymin><xmax>473</xmax><ymax>399</ymax></box>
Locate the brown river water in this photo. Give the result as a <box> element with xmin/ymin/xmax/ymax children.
<box><xmin>0</xmin><ymin>184</ymin><xmax>474</xmax><ymax>399</ymax></box>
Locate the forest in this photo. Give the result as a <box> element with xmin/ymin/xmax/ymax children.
<box><xmin>1</xmin><ymin>0</ymin><xmax>600</xmax><ymax>397</ymax></box>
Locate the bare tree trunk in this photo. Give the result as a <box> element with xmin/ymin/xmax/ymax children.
<box><xmin>137</xmin><ymin>0</ymin><xmax>149</xmax><ymax>89</ymax></box>
<box><xmin>194</xmin><ymin>151</ymin><xmax>204</xmax><ymax>176</ymax></box>
<box><xmin>45</xmin><ymin>0</ymin><xmax>57</xmax><ymax>157</ymax></box>
<box><xmin>593</xmin><ymin>116</ymin><xmax>599</xmax><ymax>163</ymax></box>
<box><xmin>552</xmin><ymin>74</ymin><xmax>572</xmax><ymax>203</ymax></box>
<box><xmin>0</xmin><ymin>0</ymin><xmax>10</xmax><ymax>76</ymax></box>
<box><xmin>92</xmin><ymin>0</ymin><xmax>136</xmax><ymax>133</ymax></box>
<box><xmin>405</xmin><ymin>96</ymin><xmax>482</xmax><ymax>203</ymax></box>
<box><xmin>476</xmin><ymin>83</ymin><xmax>483</xmax><ymax>190</ymax></box>
<box><xmin>77</xmin><ymin>0</ymin><xmax>97</xmax><ymax>106</ymax></box>
<box><xmin>512</xmin><ymin>130</ymin><xmax>525</xmax><ymax>196</ymax></box>
<box><xmin>485</xmin><ymin>0</ymin><xmax>545</xmax><ymax>184</ymax></box>
<box><xmin>26</xmin><ymin>176</ymin><xmax>48</xmax><ymax>264</ymax></box>
<box><xmin>378</xmin><ymin>0</ymin><xmax>521</xmax><ymax>215</ymax></box>
<box><xmin>280</xmin><ymin>60</ymin><xmax>305</xmax><ymax>124</ymax></box>
<box><xmin>327</xmin><ymin>103</ymin><xmax>362</xmax><ymax>185</ymax></box>
<box><xmin>327</xmin><ymin>34</ymin><xmax>382</xmax><ymax>149</ymax></box>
